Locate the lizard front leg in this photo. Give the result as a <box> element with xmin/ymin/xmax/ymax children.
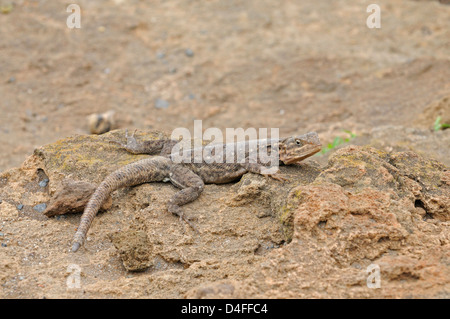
<box><xmin>110</xmin><ymin>129</ymin><xmax>168</xmax><ymax>155</ymax></box>
<box><xmin>167</xmin><ymin>164</ymin><xmax>205</xmax><ymax>232</ymax></box>
<box><xmin>240</xmin><ymin>163</ymin><xmax>289</xmax><ymax>182</ymax></box>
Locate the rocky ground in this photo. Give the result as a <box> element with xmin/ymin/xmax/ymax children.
<box><xmin>0</xmin><ymin>0</ymin><xmax>449</xmax><ymax>298</ymax></box>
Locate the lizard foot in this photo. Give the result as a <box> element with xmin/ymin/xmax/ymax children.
<box><xmin>179</xmin><ymin>213</ymin><xmax>200</xmax><ymax>233</ymax></box>
<box><xmin>109</xmin><ymin>129</ymin><xmax>141</xmax><ymax>152</ymax></box>
<box><xmin>266</xmin><ymin>173</ymin><xmax>289</xmax><ymax>182</ymax></box>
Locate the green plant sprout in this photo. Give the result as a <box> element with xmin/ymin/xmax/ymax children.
<box><xmin>433</xmin><ymin>116</ymin><xmax>450</xmax><ymax>131</ymax></box>
<box><xmin>320</xmin><ymin>130</ymin><xmax>356</xmax><ymax>155</ymax></box>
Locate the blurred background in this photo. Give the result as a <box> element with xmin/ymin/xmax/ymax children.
<box><xmin>0</xmin><ymin>0</ymin><xmax>449</xmax><ymax>171</ymax></box>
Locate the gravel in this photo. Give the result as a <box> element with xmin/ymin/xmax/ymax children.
<box><xmin>39</xmin><ymin>178</ymin><xmax>49</xmax><ymax>187</ymax></box>
<box><xmin>185</xmin><ymin>48</ymin><xmax>194</xmax><ymax>57</ymax></box>
<box><xmin>155</xmin><ymin>99</ymin><xmax>170</xmax><ymax>109</ymax></box>
<box><xmin>33</xmin><ymin>203</ymin><xmax>47</xmax><ymax>213</ymax></box>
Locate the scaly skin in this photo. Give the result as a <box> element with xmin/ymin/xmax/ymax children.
<box><xmin>71</xmin><ymin>130</ymin><xmax>321</xmax><ymax>252</ymax></box>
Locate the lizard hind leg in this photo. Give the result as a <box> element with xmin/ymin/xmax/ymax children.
<box><xmin>167</xmin><ymin>165</ymin><xmax>205</xmax><ymax>232</ymax></box>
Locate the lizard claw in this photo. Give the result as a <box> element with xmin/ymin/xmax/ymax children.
<box><xmin>179</xmin><ymin>214</ymin><xmax>200</xmax><ymax>233</ymax></box>
<box><xmin>126</xmin><ymin>129</ymin><xmax>138</xmax><ymax>139</ymax></box>
<box><xmin>110</xmin><ymin>129</ymin><xmax>140</xmax><ymax>150</ymax></box>
<box><xmin>267</xmin><ymin>173</ymin><xmax>289</xmax><ymax>182</ymax></box>
<box><xmin>110</xmin><ymin>129</ymin><xmax>134</xmax><ymax>148</ymax></box>
<box><xmin>126</xmin><ymin>129</ymin><xmax>139</xmax><ymax>144</ymax></box>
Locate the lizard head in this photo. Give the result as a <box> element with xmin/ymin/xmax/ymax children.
<box><xmin>279</xmin><ymin>132</ymin><xmax>322</xmax><ymax>165</ymax></box>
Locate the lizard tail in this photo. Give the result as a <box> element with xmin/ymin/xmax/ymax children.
<box><xmin>71</xmin><ymin>181</ymin><xmax>112</xmax><ymax>252</ymax></box>
<box><xmin>71</xmin><ymin>156</ymin><xmax>171</xmax><ymax>252</ymax></box>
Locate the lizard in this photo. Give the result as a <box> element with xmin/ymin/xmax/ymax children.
<box><xmin>71</xmin><ymin>130</ymin><xmax>322</xmax><ymax>252</ymax></box>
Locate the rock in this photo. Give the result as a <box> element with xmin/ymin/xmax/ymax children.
<box><xmin>191</xmin><ymin>145</ymin><xmax>449</xmax><ymax>298</ymax></box>
<box><xmin>226</xmin><ymin>175</ymin><xmax>267</xmax><ymax>206</ymax></box>
<box><xmin>154</xmin><ymin>99</ymin><xmax>170</xmax><ymax>109</ymax></box>
<box><xmin>33</xmin><ymin>203</ymin><xmax>47</xmax><ymax>213</ymax></box>
<box><xmin>33</xmin><ymin>129</ymin><xmax>166</xmax><ymax>185</ymax></box>
<box><xmin>38</xmin><ymin>178</ymin><xmax>49</xmax><ymax>188</ymax></box>
<box><xmin>109</xmin><ymin>225</ymin><xmax>153</xmax><ymax>272</ymax></box>
<box><xmin>44</xmin><ymin>179</ymin><xmax>112</xmax><ymax>217</ymax></box>
<box><xmin>414</xmin><ymin>94</ymin><xmax>450</xmax><ymax>127</ymax></box>
<box><xmin>1</xmin><ymin>129</ymin><xmax>448</xmax><ymax>298</ymax></box>
<box><xmin>185</xmin><ymin>48</ymin><xmax>194</xmax><ymax>57</ymax></box>
<box><xmin>87</xmin><ymin>110</ymin><xmax>116</xmax><ymax>134</ymax></box>
<box><xmin>367</xmin><ymin>126</ymin><xmax>450</xmax><ymax>167</ymax></box>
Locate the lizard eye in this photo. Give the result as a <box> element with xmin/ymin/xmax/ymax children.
<box><xmin>295</xmin><ymin>140</ymin><xmax>302</xmax><ymax>145</ymax></box>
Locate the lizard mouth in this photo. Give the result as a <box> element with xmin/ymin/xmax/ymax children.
<box><xmin>281</xmin><ymin>144</ymin><xmax>322</xmax><ymax>165</ymax></box>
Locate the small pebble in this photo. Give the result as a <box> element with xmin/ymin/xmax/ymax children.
<box><xmin>88</xmin><ymin>110</ymin><xmax>115</xmax><ymax>134</ymax></box>
<box><xmin>154</xmin><ymin>99</ymin><xmax>170</xmax><ymax>109</ymax></box>
<box><xmin>26</xmin><ymin>109</ymin><xmax>35</xmax><ymax>118</ymax></box>
<box><xmin>33</xmin><ymin>203</ymin><xmax>47</xmax><ymax>213</ymax></box>
<box><xmin>1</xmin><ymin>243</ymin><xmax>7</xmax><ymax>247</ymax></box>
<box><xmin>39</xmin><ymin>178</ymin><xmax>49</xmax><ymax>188</ymax></box>
<box><xmin>7</xmin><ymin>76</ymin><xmax>15</xmax><ymax>83</ymax></box>
<box><xmin>0</xmin><ymin>232</ymin><xmax>4</xmax><ymax>236</ymax></box>
<box><xmin>17</xmin><ymin>204</ymin><xmax>24</xmax><ymax>210</ymax></box>
<box><xmin>156</xmin><ymin>51</ymin><xmax>165</xmax><ymax>59</ymax></box>
<box><xmin>185</xmin><ymin>48</ymin><xmax>194</xmax><ymax>57</ymax></box>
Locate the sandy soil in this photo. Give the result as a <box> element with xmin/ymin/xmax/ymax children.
<box><xmin>0</xmin><ymin>0</ymin><xmax>449</xmax><ymax>299</ymax></box>
<box><xmin>1</xmin><ymin>0</ymin><xmax>449</xmax><ymax>171</ymax></box>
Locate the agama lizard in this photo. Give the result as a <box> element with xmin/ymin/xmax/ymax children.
<box><xmin>71</xmin><ymin>130</ymin><xmax>321</xmax><ymax>252</ymax></box>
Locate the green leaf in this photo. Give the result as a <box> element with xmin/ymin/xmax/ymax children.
<box><xmin>343</xmin><ymin>130</ymin><xmax>357</xmax><ymax>138</ymax></box>
<box><xmin>319</xmin><ymin>130</ymin><xmax>357</xmax><ymax>155</ymax></box>
<box><xmin>0</xmin><ymin>3</ymin><xmax>13</xmax><ymax>14</ymax></box>
<box><xmin>332</xmin><ymin>137</ymin><xmax>343</xmax><ymax>147</ymax></box>
<box><xmin>434</xmin><ymin>116</ymin><xmax>442</xmax><ymax>131</ymax></box>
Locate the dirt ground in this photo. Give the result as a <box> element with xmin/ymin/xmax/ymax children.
<box><xmin>0</xmin><ymin>0</ymin><xmax>449</xmax><ymax>299</ymax></box>
<box><xmin>1</xmin><ymin>0</ymin><xmax>449</xmax><ymax>171</ymax></box>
